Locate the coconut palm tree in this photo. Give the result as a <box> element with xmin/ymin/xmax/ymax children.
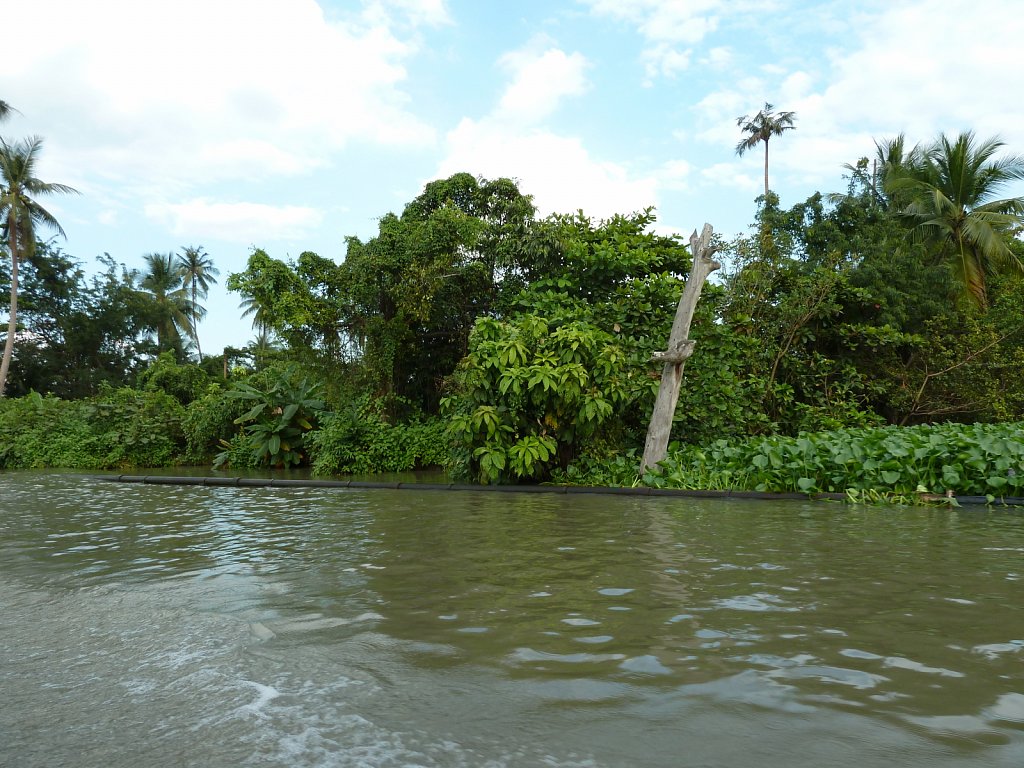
<box><xmin>736</xmin><ymin>103</ymin><xmax>797</xmax><ymax>196</ymax></box>
<box><xmin>892</xmin><ymin>132</ymin><xmax>1024</xmax><ymax>308</ymax></box>
<box><xmin>0</xmin><ymin>136</ymin><xmax>78</xmax><ymax>397</ymax></box>
<box><xmin>176</xmin><ymin>245</ymin><xmax>219</xmax><ymax>361</ymax></box>
<box><xmin>239</xmin><ymin>292</ymin><xmax>272</xmax><ymax>333</ymax></box>
<box><xmin>139</xmin><ymin>252</ymin><xmax>194</xmax><ymax>358</ymax></box>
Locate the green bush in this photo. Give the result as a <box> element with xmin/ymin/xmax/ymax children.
<box><xmin>182</xmin><ymin>388</ymin><xmax>250</xmax><ymax>464</ymax></box>
<box><xmin>138</xmin><ymin>351</ymin><xmax>214</xmax><ymax>405</ymax></box>
<box><xmin>309</xmin><ymin>399</ymin><xmax>447</xmax><ymax>475</ymax></box>
<box><xmin>0</xmin><ymin>387</ymin><xmax>187</xmax><ymax>469</ymax></box>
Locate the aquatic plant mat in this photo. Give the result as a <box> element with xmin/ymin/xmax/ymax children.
<box><xmin>93</xmin><ymin>475</ymin><xmax>1024</xmax><ymax>507</ymax></box>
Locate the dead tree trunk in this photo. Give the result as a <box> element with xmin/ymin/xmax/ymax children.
<box><xmin>640</xmin><ymin>223</ymin><xmax>721</xmax><ymax>474</ymax></box>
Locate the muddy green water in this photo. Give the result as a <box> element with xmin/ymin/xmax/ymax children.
<box><xmin>1</xmin><ymin>472</ymin><xmax>1022</xmax><ymax>767</ymax></box>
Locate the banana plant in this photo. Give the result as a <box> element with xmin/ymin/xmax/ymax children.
<box><xmin>215</xmin><ymin>367</ymin><xmax>324</xmax><ymax>468</ymax></box>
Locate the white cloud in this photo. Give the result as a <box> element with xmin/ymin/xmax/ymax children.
<box><xmin>579</xmin><ymin>0</ymin><xmax>720</xmax><ymax>43</ymax></box>
<box><xmin>439</xmin><ymin>120</ymin><xmax>658</xmax><ymax>219</ymax></box>
<box><xmin>434</xmin><ymin>40</ymin><xmax>658</xmax><ymax>219</ymax></box>
<box><xmin>815</xmin><ymin>2</ymin><xmax>1024</xmax><ymax>143</ymax></box>
<box><xmin>772</xmin><ymin>0</ymin><xmax>1024</xmax><ymax>189</ymax></box>
<box><xmin>656</xmin><ymin>159</ymin><xmax>693</xmax><ymax>191</ymax></box>
<box><xmin>0</xmin><ymin>0</ymin><xmax>435</xmax><ymax>194</ymax></box>
<box><xmin>496</xmin><ymin>41</ymin><xmax>589</xmax><ymax>124</ymax></box>
<box><xmin>683</xmin><ymin>1</ymin><xmax>1024</xmax><ymax>208</ymax></box>
<box><xmin>145</xmin><ymin>200</ymin><xmax>324</xmax><ymax>244</ymax></box>
<box><xmin>700</xmin><ymin>46</ymin><xmax>734</xmax><ymax>70</ymax></box>
<box><xmin>363</xmin><ymin>0</ymin><xmax>452</xmax><ymax>27</ymax></box>
<box><xmin>582</xmin><ymin>0</ymin><xmax>720</xmax><ymax>82</ymax></box>
<box><xmin>701</xmin><ymin>163</ymin><xmax>760</xmax><ymax>193</ymax></box>
<box><xmin>579</xmin><ymin>0</ymin><xmax>781</xmax><ymax>82</ymax></box>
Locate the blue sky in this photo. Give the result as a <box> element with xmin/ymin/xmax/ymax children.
<box><xmin>3</xmin><ymin>0</ymin><xmax>1023</xmax><ymax>355</ymax></box>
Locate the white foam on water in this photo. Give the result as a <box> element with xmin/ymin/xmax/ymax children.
<box><xmin>986</xmin><ymin>693</ymin><xmax>1024</xmax><ymax>724</ymax></box>
<box><xmin>224</xmin><ymin>682</ymin><xmax>607</xmax><ymax>768</ymax></box>
<box><xmin>238</xmin><ymin>680</ymin><xmax>282</xmax><ymax>718</ymax></box>
<box><xmin>882</xmin><ymin>656</ymin><xmax>964</xmax><ymax>678</ymax></box>
<box><xmin>972</xmin><ymin>640</ymin><xmax>1024</xmax><ymax>659</ymax></box>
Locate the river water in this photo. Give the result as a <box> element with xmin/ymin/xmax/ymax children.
<box><xmin>1</xmin><ymin>471</ymin><xmax>1022</xmax><ymax>767</ymax></box>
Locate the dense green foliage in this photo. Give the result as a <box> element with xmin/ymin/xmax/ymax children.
<box><xmin>310</xmin><ymin>401</ymin><xmax>447</xmax><ymax>475</ymax></box>
<box><xmin>215</xmin><ymin>367</ymin><xmax>325</xmax><ymax>469</ymax></box>
<box><xmin>227</xmin><ymin>173</ymin><xmax>537</xmax><ymax>415</ymax></box>
<box><xmin>4</xmin><ymin>137</ymin><xmax>1024</xmax><ymax>496</ymax></box>
<box><xmin>0</xmin><ymin>246</ymin><xmax>225</xmax><ymax>398</ymax></box>
<box><xmin>649</xmin><ymin>421</ymin><xmax>1024</xmax><ymax>499</ymax></box>
<box><xmin>0</xmin><ymin>134</ymin><xmax>78</xmax><ymax>397</ymax></box>
<box><xmin>442</xmin><ymin>209</ymin><xmax>686</xmax><ymax>483</ymax></box>
<box><xmin>0</xmin><ymin>387</ymin><xmax>186</xmax><ymax>469</ymax></box>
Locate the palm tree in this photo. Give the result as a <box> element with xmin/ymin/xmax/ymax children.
<box><xmin>0</xmin><ymin>100</ymin><xmax>13</xmax><ymax>121</ymax></box>
<box><xmin>891</xmin><ymin>132</ymin><xmax>1024</xmax><ymax>308</ymax></box>
<box><xmin>239</xmin><ymin>292</ymin><xmax>272</xmax><ymax>333</ymax></box>
<box><xmin>736</xmin><ymin>103</ymin><xmax>797</xmax><ymax>196</ymax></box>
<box><xmin>176</xmin><ymin>245</ymin><xmax>219</xmax><ymax>361</ymax></box>
<box><xmin>248</xmin><ymin>327</ymin><xmax>281</xmax><ymax>370</ymax></box>
<box><xmin>0</xmin><ymin>136</ymin><xmax>78</xmax><ymax>397</ymax></box>
<box><xmin>139</xmin><ymin>252</ymin><xmax>194</xmax><ymax>358</ymax></box>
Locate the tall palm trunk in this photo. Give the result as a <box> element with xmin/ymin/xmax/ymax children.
<box><xmin>0</xmin><ymin>218</ymin><xmax>20</xmax><ymax>397</ymax></box>
<box><xmin>191</xmin><ymin>280</ymin><xmax>203</xmax><ymax>360</ymax></box>
<box><xmin>763</xmin><ymin>140</ymin><xmax>770</xmax><ymax>196</ymax></box>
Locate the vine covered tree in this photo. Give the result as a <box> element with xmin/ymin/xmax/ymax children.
<box><xmin>736</xmin><ymin>102</ymin><xmax>797</xmax><ymax>195</ymax></box>
<box><xmin>176</xmin><ymin>245</ymin><xmax>218</xmax><ymax>360</ymax></box>
<box><xmin>0</xmin><ymin>136</ymin><xmax>78</xmax><ymax>397</ymax></box>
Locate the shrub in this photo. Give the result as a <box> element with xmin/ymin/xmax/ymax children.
<box><xmin>138</xmin><ymin>351</ymin><xmax>214</xmax><ymax>405</ymax></box>
<box><xmin>182</xmin><ymin>387</ymin><xmax>250</xmax><ymax>464</ymax></box>
<box><xmin>309</xmin><ymin>399</ymin><xmax>447</xmax><ymax>475</ymax></box>
<box><xmin>0</xmin><ymin>387</ymin><xmax>187</xmax><ymax>469</ymax></box>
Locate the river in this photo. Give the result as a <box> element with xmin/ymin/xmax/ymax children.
<box><xmin>1</xmin><ymin>471</ymin><xmax>1022</xmax><ymax>767</ymax></box>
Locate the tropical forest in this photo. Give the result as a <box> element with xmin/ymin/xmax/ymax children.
<box><xmin>3</xmin><ymin>102</ymin><xmax>1024</xmax><ymax>502</ymax></box>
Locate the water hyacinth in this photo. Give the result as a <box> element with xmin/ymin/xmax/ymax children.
<box><xmin>649</xmin><ymin>421</ymin><xmax>1024</xmax><ymax>499</ymax></box>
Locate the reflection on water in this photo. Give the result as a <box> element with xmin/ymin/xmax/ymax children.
<box><xmin>1</xmin><ymin>471</ymin><xmax>1023</xmax><ymax>767</ymax></box>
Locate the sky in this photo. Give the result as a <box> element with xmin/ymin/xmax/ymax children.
<box><xmin>3</xmin><ymin>0</ymin><xmax>1024</xmax><ymax>356</ymax></box>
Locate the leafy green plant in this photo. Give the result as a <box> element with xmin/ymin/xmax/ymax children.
<box><xmin>138</xmin><ymin>350</ymin><xmax>213</xmax><ymax>405</ymax></box>
<box><xmin>442</xmin><ymin>209</ymin><xmax>688</xmax><ymax>484</ymax></box>
<box><xmin>309</xmin><ymin>397</ymin><xmax>447</xmax><ymax>475</ymax></box>
<box><xmin>215</xmin><ymin>367</ymin><xmax>324</xmax><ymax>468</ymax></box>
<box><xmin>648</xmin><ymin>421</ymin><xmax>1024</xmax><ymax>499</ymax></box>
<box><xmin>0</xmin><ymin>387</ymin><xmax>186</xmax><ymax>469</ymax></box>
<box><xmin>181</xmin><ymin>386</ymin><xmax>250</xmax><ymax>464</ymax></box>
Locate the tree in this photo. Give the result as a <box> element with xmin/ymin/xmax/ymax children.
<box><xmin>139</xmin><ymin>252</ymin><xmax>193</xmax><ymax>359</ymax></box>
<box><xmin>176</xmin><ymin>245</ymin><xmax>218</xmax><ymax>360</ymax></box>
<box><xmin>0</xmin><ymin>247</ymin><xmax>155</xmax><ymax>397</ymax></box>
<box><xmin>0</xmin><ymin>136</ymin><xmax>78</xmax><ymax>397</ymax></box>
<box><xmin>736</xmin><ymin>102</ymin><xmax>797</xmax><ymax>195</ymax></box>
<box><xmin>443</xmin><ymin>209</ymin><xmax>691</xmax><ymax>483</ymax></box>
<box><xmin>228</xmin><ymin>174</ymin><xmax>537</xmax><ymax>414</ymax></box>
<box><xmin>338</xmin><ymin>173</ymin><xmax>537</xmax><ymax>411</ymax></box>
<box><xmin>228</xmin><ymin>248</ymin><xmax>346</xmax><ymax>358</ymax></box>
<box><xmin>239</xmin><ymin>291</ymin><xmax>271</xmax><ymax>333</ymax></box>
<box><xmin>889</xmin><ymin>132</ymin><xmax>1024</xmax><ymax>308</ymax></box>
